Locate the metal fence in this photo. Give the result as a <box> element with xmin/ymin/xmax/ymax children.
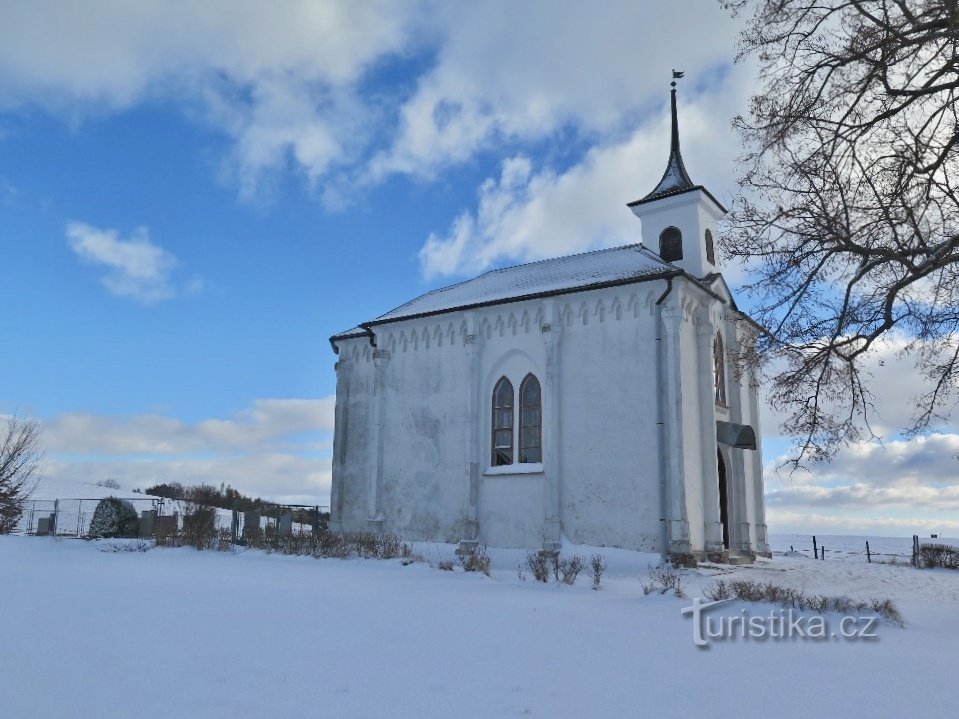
<box><xmin>15</xmin><ymin>497</ymin><xmax>329</xmax><ymax>542</ymax></box>
<box><xmin>17</xmin><ymin>498</ymin><xmax>164</xmax><ymax>537</ymax></box>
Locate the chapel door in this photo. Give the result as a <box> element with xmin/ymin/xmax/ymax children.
<box><xmin>717</xmin><ymin>448</ymin><xmax>730</xmax><ymax>549</ymax></box>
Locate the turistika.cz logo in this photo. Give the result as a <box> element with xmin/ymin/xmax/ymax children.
<box><xmin>681</xmin><ymin>598</ymin><xmax>881</xmax><ymax>647</ymax></box>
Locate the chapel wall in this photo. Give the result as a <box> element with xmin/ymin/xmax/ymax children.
<box><xmin>555</xmin><ymin>285</ymin><xmax>665</xmax><ymax>551</ymax></box>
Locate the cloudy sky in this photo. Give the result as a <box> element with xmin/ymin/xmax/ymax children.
<box><xmin>2</xmin><ymin>1</ymin><xmax>956</xmax><ymax>535</ymax></box>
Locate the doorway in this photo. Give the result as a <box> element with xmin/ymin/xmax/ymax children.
<box><xmin>717</xmin><ymin>448</ymin><xmax>730</xmax><ymax>549</ymax></box>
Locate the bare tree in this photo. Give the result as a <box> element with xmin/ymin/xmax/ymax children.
<box><xmin>726</xmin><ymin>0</ymin><xmax>959</xmax><ymax>464</ymax></box>
<box><xmin>0</xmin><ymin>416</ymin><xmax>43</xmax><ymax>533</ymax></box>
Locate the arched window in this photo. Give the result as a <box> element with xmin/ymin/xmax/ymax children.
<box><xmin>659</xmin><ymin>227</ymin><xmax>683</xmax><ymax>262</ymax></box>
<box><xmin>705</xmin><ymin>229</ymin><xmax>715</xmax><ymax>266</ymax></box>
<box><xmin>491</xmin><ymin>377</ymin><xmax>514</xmax><ymax>466</ymax></box>
<box><xmin>713</xmin><ymin>332</ymin><xmax>727</xmax><ymax>406</ymax></box>
<box><xmin>519</xmin><ymin>374</ymin><xmax>542</xmax><ymax>463</ymax></box>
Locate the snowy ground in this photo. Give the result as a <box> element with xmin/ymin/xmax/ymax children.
<box><xmin>3</xmin><ymin>535</ymin><xmax>958</xmax><ymax>718</ymax></box>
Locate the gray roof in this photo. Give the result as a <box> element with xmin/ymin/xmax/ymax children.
<box><xmin>331</xmin><ymin>244</ymin><xmax>675</xmax><ymax>340</ymax></box>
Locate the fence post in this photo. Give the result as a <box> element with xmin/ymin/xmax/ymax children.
<box><xmin>821</xmin><ymin>545</ymin><xmax>825</xmax><ymax>560</ymax></box>
<box><xmin>52</xmin><ymin>499</ymin><xmax>59</xmax><ymax>535</ymax></box>
<box><xmin>866</xmin><ymin>541</ymin><xmax>871</xmax><ymax>563</ymax></box>
<box><xmin>812</xmin><ymin>535</ymin><xmax>818</xmax><ymax>560</ymax></box>
<box><xmin>912</xmin><ymin>535</ymin><xmax>919</xmax><ymax>567</ymax></box>
<box><xmin>275</xmin><ymin>505</ymin><xmax>280</xmax><ymax>549</ymax></box>
<box><xmin>231</xmin><ymin>502</ymin><xmax>239</xmax><ymax>546</ymax></box>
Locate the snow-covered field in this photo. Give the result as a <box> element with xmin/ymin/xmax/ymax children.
<box><xmin>2</xmin><ymin>535</ymin><xmax>958</xmax><ymax>718</ymax></box>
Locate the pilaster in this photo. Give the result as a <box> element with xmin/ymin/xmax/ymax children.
<box><xmin>541</xmin><ymin>299</ymin><xmax>562</xmax><ymax>551</ymax></box>
<box><xmin>725</xmin><ymin>330</ymin><xmax>753</xmax><ymax>553</ymax></box>
<box><xmin>747</xmin><ymin>360</ymin><xmax>771</xmax><ymax>556</ymax></box>
<box><xmin>329</xmin><ymin>357</ymin><xmax>352</xmax><ymax>534</ymax></box>
<box><xmin>661</xmin><ymin>297</ymin><xmax>692</xmax><ymax>560</ymax></box>
<box><xmin>368</xmin><ymin>348</ymin><xmax>390</xmax><ymax>531</ymax></box>
<box><xmin>696</xmin><ymin>311</ymin><xmax>724</xmax><ymax>556</ymax></box>
<box><xmin>460</xmin><ymin>313</ymin><xmax>481</xmax><ymax>547</ymax></box>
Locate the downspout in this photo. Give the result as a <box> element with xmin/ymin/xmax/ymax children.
<box><xmin>654</xmin><ymin>276</ymin><xmax>674</xmax><ymax>560</ymax></box>
<box><xmin>360</xmin><ymin>323</ymin><xmax>377</xmax><ymax>348</ymax></box>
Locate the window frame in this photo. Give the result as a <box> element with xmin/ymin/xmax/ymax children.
<box><xmin>713</xmin><ymin>332</ymin><xmax>727</xmax><ymax>407</ymax></box>
<box><xmin>659</xmin><ymin>226</ymin><xmax>683</xmax><ymax>262</ymax></box>
<box><xmin>491</xmin><ymin>376</ymin><xmax>514</xmax><ymax>466</ymax></box>
<box><xmin>518</xmin><ymin>373</ymin><xmax>542</xmax><ymax>464</ymax></box>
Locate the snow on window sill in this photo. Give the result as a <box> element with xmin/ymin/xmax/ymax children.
<box><xmin>483</xmin><ymin>463</ymin><xmax>544</xmax><ymax>476</ymax></box>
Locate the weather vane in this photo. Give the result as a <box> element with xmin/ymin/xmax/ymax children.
<box><xmin>671</xmin><ymin>69</ymin><xmax>685</xmax><ymax>88</ymax></box>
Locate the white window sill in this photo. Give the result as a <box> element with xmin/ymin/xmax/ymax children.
<box><xmin>483</xmin><ymin>463</ymin><xmax>544</xmax><ymax>476</ymax></box>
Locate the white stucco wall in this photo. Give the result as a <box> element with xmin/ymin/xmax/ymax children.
<box><xmin>330</xmin><ymin>275</ymin><xmax>768</xmax><ymax>557</ymax></box>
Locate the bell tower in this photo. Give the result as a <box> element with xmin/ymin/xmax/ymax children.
<box><xmin>628</xmin><ymin>74</ymin><xmax>726</xmax><ymax>278</ymax></box>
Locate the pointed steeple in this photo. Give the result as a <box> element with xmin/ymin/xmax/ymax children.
<box><xmin>640</xmin><ymin>80</ymin><xmax>695</xmax><ymax>202</ymax></box>
<box><xmin>627</xmin><ymin>74</ymin><xmax>728</xmax><ymax>278</ymax></box>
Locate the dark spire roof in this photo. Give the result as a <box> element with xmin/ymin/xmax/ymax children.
<box><xmin>641</xmin><ymin>86</ymin><xmax>695</xmax><ymax>201</ymax></box>
<box><xmin>627</xmin><ymin>83</ymin><xmax>727</xmax><ymax>212</ymax></box>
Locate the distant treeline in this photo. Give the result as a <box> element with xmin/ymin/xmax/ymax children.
<box><xmin>143</xmin><ymin>482</ymin><xmax>267</xmax><ymax>512</ymax></box>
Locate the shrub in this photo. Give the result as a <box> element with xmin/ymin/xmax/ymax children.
<box><xmin>88</xmin><ymin>497</ymin><xmax>139</xmax><ymax>539</ymax></box>
<box><xmin>459</xmin><ymin>545</ymin><xmax>491</xmax><ymax>575</ymax></box>
<box><xmin>702</xmin><ymin>579</ymin><xmax>904</xmax><ymax>626</ymax></box>
<box><xmin>918</xmin><ymin>543</ymin><xmax>959</xmax><ymax>569</ymax></box>
<box><xmin>300</xmin><ymin>531</ymin><xmax>411</xmax><ymax>560</ymax></box>
<box><xmin>97</xmin><ymin>539</ymin><xmax>152</xmax><ymax>553</ymax></box>
<box><xmin>182</xmin><ymin>506</ymin><xmax>217</xmax><ymax>549</ymax></box>
<box><xmin>703</xmin><ymin>579</ymin><xmax>731</xmax><ymax>601</ymax></box>
<box><xmin>315</xmin><ymin>531</ymin><xmax>351</xmax><ymax>558</ymax></box>
<box><xmin>870</xmin><ymin>598</ymin><xmax>904</xmax><ymax>626</ymax></box>
<box><xmin>590</xmin><ymin>554</ymin><xmax>607</xmax><ymax>590</ymax></box>
<box><xmin>438</xmin><ymin>560</ymin><xmax>455</xmax><ymax>571</ymax></box>
<box><xmin>525</xmin><ymin>551</ymin><xmax>551</xmax><ymax>582</ymax></box>
<box><xmin>643</xmin><ymin>563</ymin><xmax>684</xmax><ymax>597</ymax></box>
<box><xmin>558</xmin><ymin>555</ymin><xmax>585</xmax><ymax>585</ymax></box>
<box><xmin>153</xmin><ymin>515</ymin><xmax>179</xmax><ymax>547</ymax></box>
<box><xmin>281</xmin><ymin>530</ymin><xmax>317</xmax><ymax>556</ymax></box>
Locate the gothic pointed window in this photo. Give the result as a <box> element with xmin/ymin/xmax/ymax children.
<box><xmin>705</xmin><ymin>229</ymin><xmax>715</xmax><ymax>265</ymax></box>
<box><xmin>492</xmin><ymin>377</ymin><xmax>514</xmax><ymax>466</ymax></box>
<box><xmin>519</xmin><ymin>374</ymin><xmax>542</xmax><ymax>463</ymax></box>
<box><xmin>659</xmin><ymin>227</ymin><xmax>683</xmax><ymax>262</ymax></box>
<box><xmin>713</xmin><ymin>332</ymin><xmax>727</xmax><ymax>406</ymax></box>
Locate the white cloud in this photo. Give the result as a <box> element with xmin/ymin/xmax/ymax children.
<box><xmin>418</xmin><ymin>75</ymin><xmax>748</xmax><ymax>278</ymax></box>
<box><xmin>369</xmin><ymin>1</ymin><xmax>739</xmax><ymax>182</ymax></box>
<box><xmin>44</xmin><ymin>398</ymin><xmax>335</xmax><ymax>455</ymax></box>
<box><xmin>66</xmin><ymin>221</ymin><xmax>197</xmax><ymax>303</ymax></box>
<box><xmin>0</xmin><ymin>0</ymin><xmax>425</xmax><ymax>198</ymax></box>
<box><xmin>766</xmin><ymin>509</ymin><xmax>959</xmax><ymax>536</ymax></box>
<box><xmin>761</xmin><ymin>430</ymin><xmax>959</xmax><ymax>534</ymax></box>
<box><xmin>0</xmin><ymin>2</ymin><xmax>745</xmax><ymax>202</ymax></box>
<box><xmin>38</xmin><ymin>397</ymin><xmax>336</xmax><ymax>504</ymax></box>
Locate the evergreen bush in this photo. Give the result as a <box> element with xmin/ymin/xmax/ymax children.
<box><xmin>88</xmin><ymin>497</ymin><xmax>139</xmax><ymax>538</ymax></box>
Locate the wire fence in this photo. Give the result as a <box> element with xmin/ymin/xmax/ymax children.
<box><xmin>778</xmin><ymin>535</ymin><xmax>925</xmax><ymax>566</ymax></box>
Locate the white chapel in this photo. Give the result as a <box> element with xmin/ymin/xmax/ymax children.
<box><xmin>328</xmin><ymin>84</ymin><xmax>769</xmax><ymax>564</ymax></box>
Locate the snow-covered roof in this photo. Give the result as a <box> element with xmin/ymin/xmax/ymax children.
<box><xmin>331</xmin><ymin>244</ymin><xmax>675</xmax><ymax>340</ymax></box>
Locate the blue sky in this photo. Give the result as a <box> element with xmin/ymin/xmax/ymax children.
<box><xmin>2</xmin><ymin>1</ymin><xmax>957</xmax><ymax>535</ymax></box>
